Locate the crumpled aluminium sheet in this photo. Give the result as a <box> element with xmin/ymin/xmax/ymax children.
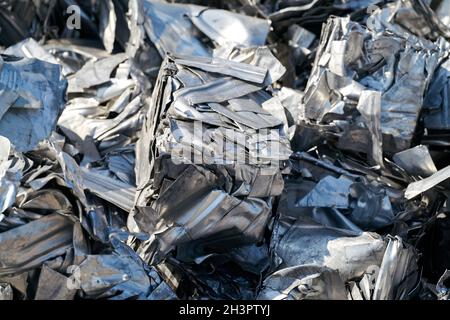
<box><xmin>0</xmin><ymin>0</ymin><xmax>146</xmax><ymax>56</ymax></box>
<box><xmin>0</xmin><ymin>134</ymin><xmax>175</xmax><ymax>299</ymax></box>
<box><xmin>129</xmin><ymin>50</ymin><xmax>292</xmax><ymax>288</ymax></box>
<box><xmin>143</xmin><ymin>0</ymin><xmax>270</xmax><ymax>57</ymax></box>
<box><xmin>260</xmin><ymin>148</ymin><xmax>421</xmax><ymax>300</ymax></box>
<box><xmin>5</xmin><ymin>36</ymin><xmax>150</xmax><ymax>212</ymax></box>
<box><xmin>301</xmin><ymin>15</ymin><xmax>441</xmax><ymax>162</ymax></box>
<box><xmin>0</xmin><ymin>0</ymin><xmax>174</xmax><ymax>300</ymax></box>
<box><xmin>364</xmin><ymin>1</ymin><xmax>450</xmax><ymax>144</ymax></box>
<box><xmin>0</xmin><ymin>53</ymin><xmax>67</xmax><ymax>152</ymax></box>
<box><xmin>1</xmin><ymin>0</ymin><xmax>450</xmax><ymax>301</ymax></box>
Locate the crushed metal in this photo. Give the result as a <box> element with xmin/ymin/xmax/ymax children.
<box><xmin>0</xmin><ymin>0</ymin><xmax>450</xmax><ymax>300</ymax></box>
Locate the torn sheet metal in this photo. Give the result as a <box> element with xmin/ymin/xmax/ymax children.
<box><xmin>393</xmin><ymin>145</ymin><xmax>437</xmax><ymax>177</ymax></box>
<box><xmin>0</xmin><ymin>0</ymin><xmax>450</xmax><ymax>301</ymax></box>
<box><xmin>270</xmin><ymin>218</ymin><xmax>387</xmax><ymax>282</ymax></box>
<box><xmin>287</xmin><ymin>151</ymin><xmax>397</xmax><ymax>231</ymax></box>
<box><xmin>0</xmin><ymin>54</ymin><xmax>67</xmax><ymax>152</ymax></box>
<box><xmin>81</xmin><ymin>168</ymin><xmax>136</xmax><ymax>212</ymax></box>
<box><xmin>0</xmin><ymin>213</ymin><xmax>74</xmax><ymax>277</ymax></box>
<box><xmin>143</xmin><ymin>0</ymin><xmax>270</xmax><ymax>58</ymax></box>
<box><xmin>372</xmin><ymin>236</ymin><xmax>419</xmax><ymax>300</ymax></box>
<box><xmin>301</xmin><ymin>16</ymin><xmax>440</xmax><ymax>156</ymax></box>
<box><xmin>0</xmin><ymin>282</ymin><xmax>13</xmax><ymax>300</ymax></box>
<box><xmin>43</xmin><ymin>39</ymin><xmax>149</xmax><ymax>196</ymax></box>
<box><xmin>368</xmin><ymin>0</ymin><xmax>450</xmax><ymax>41</ymax></box>
<box><xmin>0</xmin><ymin>130</ymin><xmax>175</xmax><ymax>299</ymax></box>
<box><xmin>265</xmin><ymin>148</ymin><xmax>425</xmax><ymax>300</ymax></box>
<box><xmin>34</xmin><ymin>264</ymin><xmax>77</xmax><ymax>300</ymax></box>
<box><xmin>129</xmin><ymin>48</ymin><xmax>292</xmax><ymax>296</ymax></box>
<box><xmin>405</xmin><ymin>165</ymin><xmax>450</xmax><ymax>199</ymax></box>
<box><xmin>0</xmin><ymin>0</ymin><xmax>146</xmax><ymax>56</ymax></box>
<box><xmin>257</xmin><ymin>265</ymin><xmax>348</xmax><ymax>300</ymax></box>
<box><xmin>0</xmin><ymin>0</ymin><xmax>177</xmax><ymax>301</ymax></box>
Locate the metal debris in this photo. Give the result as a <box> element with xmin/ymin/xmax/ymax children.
<box><xmin>1</xmin><ymin>0</ymin><xmax>450</xmax><ymax>300</ymax></box>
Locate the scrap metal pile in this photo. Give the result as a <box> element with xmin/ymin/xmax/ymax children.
<box><xmin>2</xmin><ymin>0</ymin><xmax>450</xmax><ymax>300</ymax></box>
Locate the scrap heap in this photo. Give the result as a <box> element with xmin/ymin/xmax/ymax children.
<box><xmin>1</xmin><ymin>0</ymin><xmax>450</xmax><ymax>300</ymax></box>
